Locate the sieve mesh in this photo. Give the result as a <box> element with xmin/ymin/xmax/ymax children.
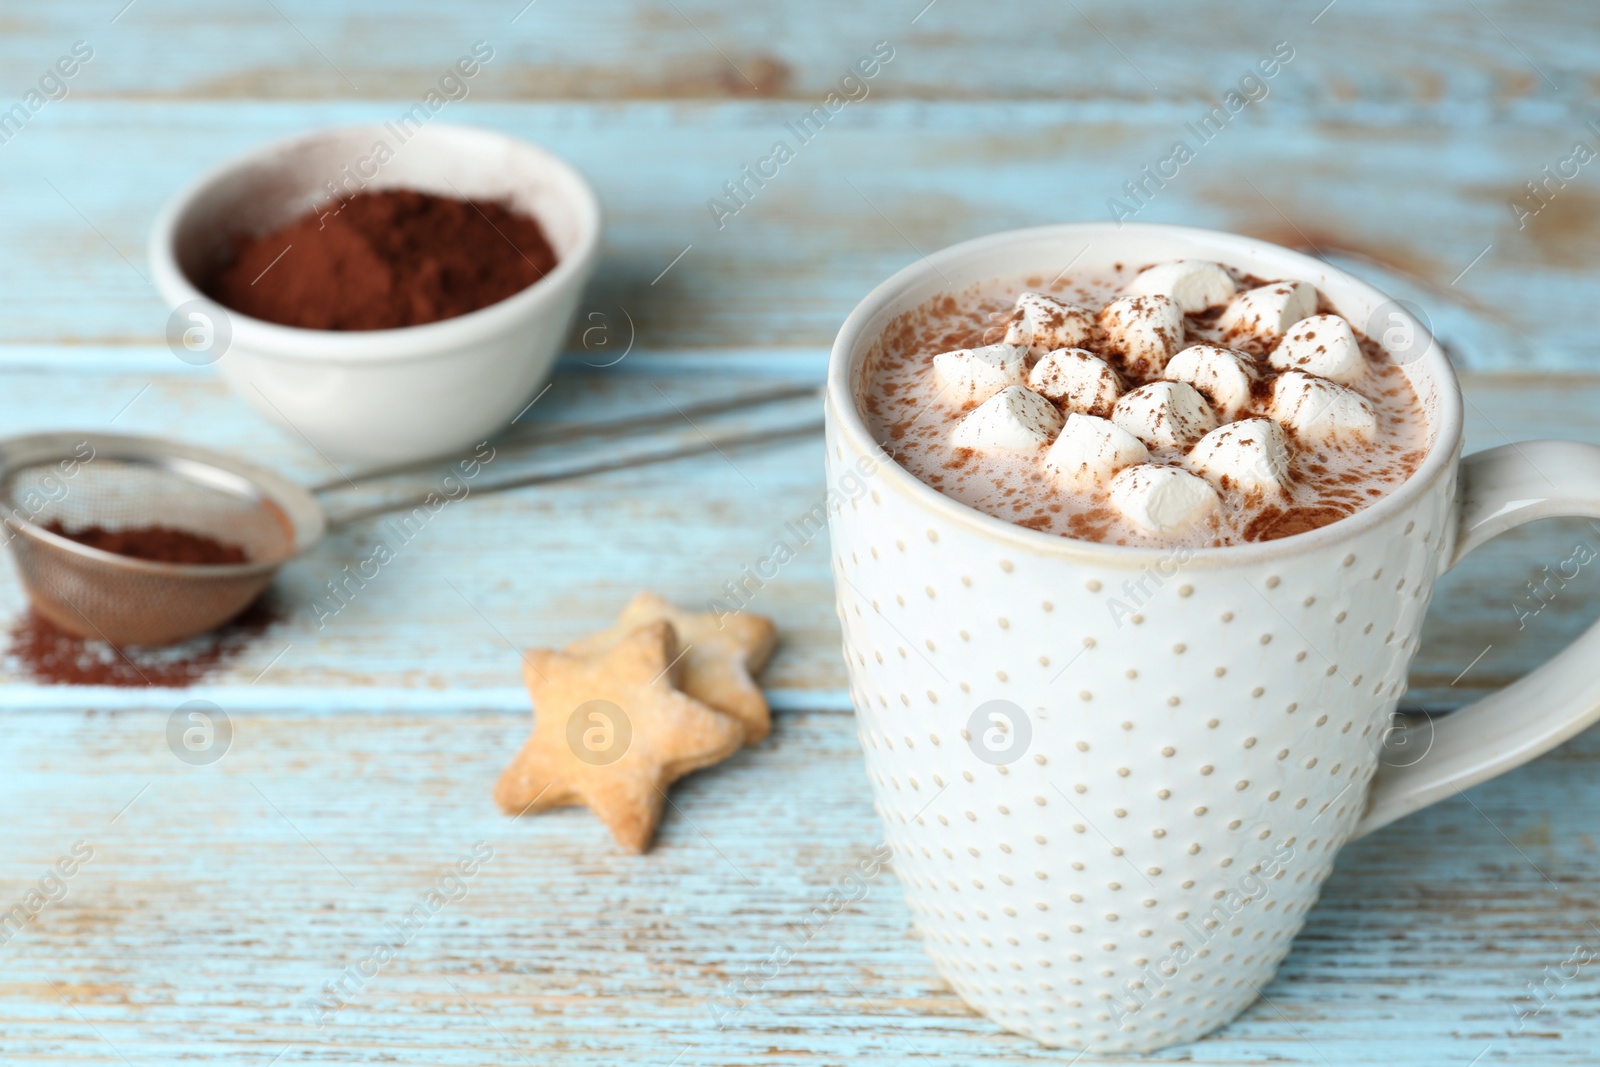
<box><xmin>0</xmin><ymin>434</ymin><xmax>324</xmax><ymax>648</ymax></box>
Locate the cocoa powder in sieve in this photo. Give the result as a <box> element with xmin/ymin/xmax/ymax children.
<box><xmin>44</xmin><ymin>521</ymin><xmax>248</xmax><ymax>565</ymax></box>
<box><xmin>203</xmin><ymin>189</ymin><xmax>559</xmax><ymax>331</ymax></box>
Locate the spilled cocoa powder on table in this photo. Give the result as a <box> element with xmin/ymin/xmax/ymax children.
<box><xmin>6</xmin><ymin>522</ymin><xmax>270</xmax><ymax>686</ymax></box>
<box><xmin>203</xmin><ymin>189</ymin><xmax>559</xmax><ymax>330</ymax></box>
<box><xmin>7</xmin><ymin>600</ymin><xmax>281</xmax><ymax>687</ymax></box>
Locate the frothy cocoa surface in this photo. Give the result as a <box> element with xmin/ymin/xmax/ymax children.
<box><xmin>859</xmin><ymin>267</ymin><xmax>1428</xmax><ymax>547</ymax></box>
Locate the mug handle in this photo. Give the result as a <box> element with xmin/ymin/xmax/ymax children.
<box><xmin>1353</xmin><ymin>441</ymin><xmax>1600</xmax><ymax>839</ymax></box>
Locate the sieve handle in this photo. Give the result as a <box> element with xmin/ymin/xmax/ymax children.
<box><xmin>307</xmin><ymin>381</ymin><xmax>823</xmax><ymax>496</ymax></box>
<box><xmin>320</xmin><ymin>418</ymin><xmax>822</xmax><ymax>531</ymax></box>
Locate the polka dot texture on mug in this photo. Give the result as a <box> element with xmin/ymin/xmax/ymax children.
<box><xmin>824</xmin><ymin>422</ymin><xmax>1453</xmax><ymax>1053</ymax></box>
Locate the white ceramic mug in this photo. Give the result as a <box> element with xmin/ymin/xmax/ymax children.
<box><xmin>150</xmin><ymin>124</ymin><xmax>601</xmax><ymax>465</ymax></box>
<box><xmin>823</xmin><ymin>223</ymin><xmax>1600</xmax><ymax>1053</ymax></box>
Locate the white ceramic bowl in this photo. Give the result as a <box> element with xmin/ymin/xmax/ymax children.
<box><xmin>149</xmin><ymin>123</ymin><xmax>601</xmax><ymax>466</ymax></box>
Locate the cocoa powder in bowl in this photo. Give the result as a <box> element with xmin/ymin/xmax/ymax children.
<box><xmin>202</xmin><ymin>189</ymin><xmax>559</xmax><ymax>331</ymax></box>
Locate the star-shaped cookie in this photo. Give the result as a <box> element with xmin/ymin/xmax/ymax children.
<box><xmin>494</xmin><ymin>619</ymin><xmax>744</xmax><ymax>853</ymax></box>
<box><xmin>566</xmin><ymin>593</ymin><xmax>777</xmax><ymax>744</ymax></box>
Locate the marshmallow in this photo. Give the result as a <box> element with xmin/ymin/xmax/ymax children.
<box><xmin>1270</xmin><ymin>371</ymin><xmax>1378</xmax><ymax>442</ymax></box>
<box><xmin>1110</xmin><ymin>464</ymin><xmax>1221</xmax><ymax>536</ymax></box>
<box><xmin>1044</xmin><ymin>413</ymin><xmax>1150</xmax><ymax>490</ymax></box>
<box><xmin>952</xmin><ymin>385</ymin><xmax>1063</xmax><ymax>451</ymax></box>
<box><xmin>1220</xmin><ymin>282</ymin><xmax>1319</xmax><ymax>341</ymax></box>
<box><xmin>932</xmin><ymin>343</ymin><xmax>1029</xmax><ymax>405</ymax></box>
<box><xmin>1269</xmin><ymin>314</ymin><xmax>1365</xmax><ymax>385</ymax></box>
<box><xmin>1186</xmin><ymin>418</ymin><xmax>1292</xmax><ymax>496</ymax></box>
<box><xmin>1127</xmin><ymin>260</ymin><xmax>1237</xmax><ymax>313</ymax></box>
<box><xmin>1099</xmin><ymin>294</ymin><xmax>1184</xmax><ymax>378</ymax></box>
<box><xmin>1111</xmin><ymin>380</ymin><xmax>1218</xmax><ymax>451</ymax></box>
<box><xmin>1027</xmin><ymin>348</ymin><xmax>1123</xmax><ymax>415</ymax></box>
<box><xmin>1163</xmin><ymin>344</ymin><xmax>1258</xmax><ymax>420</ymax></box>
<box><xmin>1003</xmin><ymin>292</ymin><xmax>1095</xmax><ymax>353</ymax></box>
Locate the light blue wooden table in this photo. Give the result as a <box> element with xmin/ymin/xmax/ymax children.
<box><xmin>1</xmin><ymin>2</ymin><xmax>1598</xmax><ymax>1063</ymax></box>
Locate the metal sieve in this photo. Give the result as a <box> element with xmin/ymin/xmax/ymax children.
<box><xmin>0</xmin><ymin>385</ymin><xmax>820</xmax><ymax>647</ymax></box>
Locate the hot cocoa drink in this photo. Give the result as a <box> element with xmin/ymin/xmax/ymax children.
<box><xmin>860</xmin><ymin>261</ymin><xmax>1426</xmax><ymax>546</ymax></box>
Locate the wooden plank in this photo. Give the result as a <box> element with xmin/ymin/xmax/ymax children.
<box><xmin>0</xmin><ymin>100</ymin><xmax>1594</xmax><ymax>366</ymax></box>
<box><xmin>0</xmin><ymin>353</ymin><xmax>1594</xmax><ymax>715</ymax></box>
<box><xmin>0</xmin><ymin>0</ymin><xmax>1594</xmax><ymax>108</ymax></box>
<box><xmin>0</xmin><ymin>350</ymin><xmax>843</xmax><ymax>706</ymax></box>
<box><xmin>0</xmin><ymin>705</ymin><xmax>1596</xmax><ymax>1063</ymax></box>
